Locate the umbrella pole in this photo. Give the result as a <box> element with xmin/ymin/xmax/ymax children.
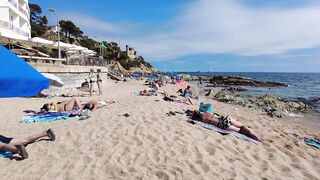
<box><xmin>8</xmin><ymin>38</ymin><xmax>11</xmax><ymax>49</ymax></box>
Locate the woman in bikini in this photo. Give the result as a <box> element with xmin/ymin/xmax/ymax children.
<box><xmin>0</xmin><ymin>129</ymin><xmax>55</xmax><ymax>159</ymax></box>
<box><xmin>88</xmin><ymin>69</ymin><xmax>96</xmax><ymax>96</ymax></box>
<box><xmin>96</xmin><ymin>69</ymin><xmax>102</xmax><ymax>95</ymax></box>
<box><xmin>191</xmin><ymin>110</ymin><xmax>261</xmax><ymax>142</ymax></box>
<box><xmin>163</xmin><ymin>95</ymin><xmax>193</xmax><ymax>105</ymax></box>
<box><xmin>41</xmin><ymin>97</ymin><xmax>115</xmax><ymax>112</ymax></box>
<box><xmin>41</xmin><ymin>97</ymin><xmax>83</xmax><ymax>112</ymax></box>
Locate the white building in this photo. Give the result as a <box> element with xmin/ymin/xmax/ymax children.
<box><xmin>0</xmin><ymin>0</ymin><xmax>31</xmax><ymax>41</ymax></box>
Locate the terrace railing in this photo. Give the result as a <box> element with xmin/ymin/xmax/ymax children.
<box><xmin>18</xmin><ymin>5</ymin><xmax>28</xmax><ymax>16</ymax></box>
<box><xmin>8</xmin><ymin>0</ymin><xmax>18</xmax><ymax>8</ymax></box>
<box><xmin>0</xmin><ymin>20</ymin><xmax>29</xmax><ymax>37</ymax></box>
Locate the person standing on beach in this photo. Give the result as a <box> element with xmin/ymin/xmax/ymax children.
<box><xmin>0</xmin><ymin>129</ymin><xmax>56</xmax><ymax>159</ymax></box>
<box><xmin>96</xmin><ymin>69</ymin><xmax>102</xmax><ymax>95</ymax></box>
<box><xmin>88</xmin><ymin>69</ymin><xmax>96</xmax><ymax>96</ymax></box>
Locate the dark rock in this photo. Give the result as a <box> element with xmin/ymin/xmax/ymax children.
<box><xmin>223</xmin><ymin>86</ymin><xmax>247</xmax><ymax>92</ymax></box>
<box><xmin>209</xmin><ymin>76</ymin><xmax>287</xmax><ymax>87</ymax></box>
<box><xmin>212</xmin><ymin>92</ymin><xmax>311</xmax><ymax>118</ymax></box>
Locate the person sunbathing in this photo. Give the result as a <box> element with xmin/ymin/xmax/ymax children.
<box><xmin>139</xmin><ymin>90</ymin><xmax>155</xmax><ymax>96</ymax></box>
<box><xmin>191</xmin><ymin>110</ymin><xmax>261</xmax><ymax>142</ymax></box>
<box><xmin>163</xmin><ymin>95</ymin><xmax>193</xmax><ymax>105</ymax></box>
<box><xmin>0</xmin><ymin>129</ymin><xmax>55</xmax><ymax>159</ymax></box>
<box><xmin>41</xmin><ymin>97</ymin><xmax>114</xmax><ymax>112</ymax></box>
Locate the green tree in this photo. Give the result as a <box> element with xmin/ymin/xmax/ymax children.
<box><xmin>79</xmin><ymin>35</ymin><xmax>98</xmax><ymax>51</ymax></box>
<box><xmin>59</xmin><ymin>20</ymin><xmax>83</xmax><ymax>39</ymax></box>
<box><xmin>29</xmin><ymin>3</ymin><xmax>47</xmax><ymax>37</ymax></box>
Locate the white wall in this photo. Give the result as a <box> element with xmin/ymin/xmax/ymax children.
<box><xmin>0</xmin><ymin>7</ymin><xmax>9</xmax><ymax>22</ymax></box>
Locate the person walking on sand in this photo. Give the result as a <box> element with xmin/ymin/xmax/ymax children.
<box><xmin>88</xmin><ymin>69</ymin><xmax>96</xmax><ymax>96</ymax></box>
<box><xmin>0</xmin><ymin>129</ymin><xmax>56</xmax><ymax>159</ymax></box>
<box><xmin>96</xmin><ymin>69</ymin><xmax>102</xmax><ymax>95</ymax></box>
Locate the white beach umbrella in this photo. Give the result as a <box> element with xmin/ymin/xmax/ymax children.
<box><xmin>30</xmin><ymin>37</ymin><xmax>54</xmax><ymax>47</ymax></box>
<box><xmin>41</xmin><ymin>73</ymin><xmax>64</xmax><ymax>87</ymax></box>
<box><xmin>68</xmin><ymin>45</ymin><xmax>87</xmax><ymax>51</ymax></box>
<box><xmin>53</xmin><ymin>41</ymin><xmax>73</xmax><ymax>50</ymax></box>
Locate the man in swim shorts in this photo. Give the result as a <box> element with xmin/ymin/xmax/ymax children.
<box><xmin>0</xmin><ymin>129</ymin><xmax>56</xmax><ymax>159</ymax></box>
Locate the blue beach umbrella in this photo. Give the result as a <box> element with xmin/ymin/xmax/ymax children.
<box><xmin>0</xmin><ymin>46</ymin><xmax>49</xmax><ymax>98</ymax></box>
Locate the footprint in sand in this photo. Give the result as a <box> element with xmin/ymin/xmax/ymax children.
<box><xmin>205</xmin><ymin>145</ymin><xmax>216</xmax><ymax>155</ymax></box>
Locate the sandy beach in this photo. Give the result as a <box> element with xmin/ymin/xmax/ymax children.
<box><xmin>0</xmin><ymin>80</ymin><xmax>319</xmax><ymax>180</ymax></box>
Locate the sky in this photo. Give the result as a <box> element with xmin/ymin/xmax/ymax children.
<box><xmin>30</xmin><ymin>0</ymin><xmax>320</xmax><ymax>72</ymax></box>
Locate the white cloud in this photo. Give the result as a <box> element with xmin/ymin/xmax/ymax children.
<box><xmin>61</xmin><ymin>12</ymin><xmax>124</xmax><ymax>35</ymax></box>
<box><xmin>61</xmin><ymin>0</ymin><xmax>320</xmax><ymax>62</ymax></box>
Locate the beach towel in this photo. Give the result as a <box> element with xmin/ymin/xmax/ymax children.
<box><xmin>132</xmin><ymin>92</ymin><xmax>140</xmax><ymax>96</ymax></box>
<box><xmin>176</xmin><ymin>80</ymin><xmax>189</xmax><ymax>88</ymax></box>
<box><xmin>304</xmin><ymin>138</ymin><xmax>320</xmax><ymax>149</ymax></box>
<box><xmin>170</xmin><ymin>102</ymin><xmax>191</xmax><ymax>106</ymax></box>
<box><xmin>21</xmin><ymin>112</ymin><xmax>71</xmax><ymax>123</ymax></box>
<box><xmin>0</xmin><ymin>151</ymin><xmax>12</xmax><ymax>158</ymax></box>
<box><xmin>192</xmin><ymin>120</ymin><xmax>261</xmax><ymax>145</ymax></box>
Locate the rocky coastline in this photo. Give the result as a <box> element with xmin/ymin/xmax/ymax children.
<box><xmin>180</xmin><ymin>74</ymin><xmax>313</xmax><ymax>118</ymax></box>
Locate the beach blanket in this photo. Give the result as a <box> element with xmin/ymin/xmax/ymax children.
<box><xmin>21</xmin><ymin>112</ymin><xmax>71</xmax><ymax>123</ymax></box>
<box><xmin>304</xmin><ymin>138</ymin><xmax>320</xmax><ymax>149</ymax></box>
<box><xmin>0</xmin><ymin>151</ymin><xmax>12</xmax><ymax>158</ymax></box>
<box><xmin>192</xmin><ymin>120</ymin><xmax>261</xmax><ymax>145</ymax></box>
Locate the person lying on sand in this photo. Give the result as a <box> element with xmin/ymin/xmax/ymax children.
<box><xmin>139</xmin><ymin>90</ymin><xmax>155</xmax><ymax>96</ymax></box>
<box><xmin>163</xmin><ymin>95</ymin><xmax>193</xmax><ymax>105</ymax></box>
<box><xmin>191</xmin><ymin>110</ymin><xmax>262</xmax><ymax>142</ymax></box>
<box><xmin>41</xmin><ymin>97</ymin><xmax>114</xmax><ymax>112</ymax></box>
<box><xmin>0</xmin><ymin>129</ymin><xmax>55</xmax><ymax>159</ymax></box>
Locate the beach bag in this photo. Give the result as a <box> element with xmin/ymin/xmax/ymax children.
<box><xmin>199</xmin><ymin>102</ymin><xmax>213</xmax><ymax>113</ymax></box>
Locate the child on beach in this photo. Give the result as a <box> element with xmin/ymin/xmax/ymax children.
<box><xmin>0</xmin><ymin>129</ymin><xmax>55</xmax><ymax>159</ymax></box>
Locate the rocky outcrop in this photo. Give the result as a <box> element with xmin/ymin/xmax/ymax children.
<box><xmin>211</xmin><ymin>91</ymin><xmax>310</xmax><ymax>118</ymax></box>
<box><xmin>209</xmin><ymin>76</ymin><xmax>287</xmax><ymax>87</ymax></box>
<box><xmin>128</xmin><ymin>66</ymin><xmax>156</xmax><ymax>74</ymax></box>
<box><xmin>224</xmin><ymin>86</ymin><xmax>247</xmax><ymax>92</ymax></box>
<box><xmin>108</xmin><ymin>61</ymin><xmax>128</xmax><ymax>75</ymax></box>
<box><xmin>254</xmin><ymin>94</ymin><xmax>310</xmax><ymax>118</ymax></box>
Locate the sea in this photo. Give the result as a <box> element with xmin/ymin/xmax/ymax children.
<box><xmin>184</xmin><ymin>72</ymin><xmax>320</xmax><ymax>113</ymax></box>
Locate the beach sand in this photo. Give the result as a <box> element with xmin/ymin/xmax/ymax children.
<box><xmin>0</xmin><ymin>80</ymin><xmax>319</xmax><ymax>180</ymax></box>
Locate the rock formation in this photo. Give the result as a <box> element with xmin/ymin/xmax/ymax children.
<box><xmin>209</xmin><ymin>76</ymin><xmax>287</xmax><ymax>87</ymax></box>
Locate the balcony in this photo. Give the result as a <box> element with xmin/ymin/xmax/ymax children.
<box><xmin>18</xmin><ymin>5</ymin><xmax>28</xmax><ymax>16</ymax></box>
<box><xmin>0</xmin><ymin>20</ymin><xmax>29</xmax><ymax>37</ymax></box>
<box><xmin>8</xmin><ymin>0</ymin><xmax>18</xmax><ymax>9</ymax></box>
<box><xmin>8</xmin><ymin>0</ymin><xmax>29</xmax><ymax>17</ymax></box>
